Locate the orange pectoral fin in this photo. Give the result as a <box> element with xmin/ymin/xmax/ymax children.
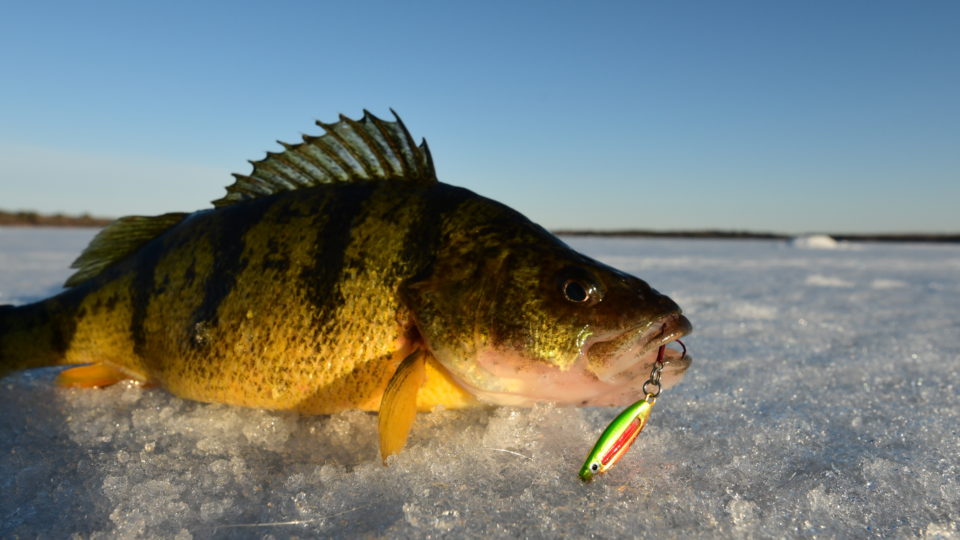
<box><xmin>56</xmin><ymin>363</ymin><xmax>129</xmax><ymax>388</ymax></box>
<box><xmin>378</xmin><ymin>349</ymin><xmax>426</xmax><ymax>463</ymax></box>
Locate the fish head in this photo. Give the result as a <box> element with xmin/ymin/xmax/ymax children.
<box><xmin>403</xmin><ymin>204</ymin><xmax>692</xmax><ymax>407</ymax></box>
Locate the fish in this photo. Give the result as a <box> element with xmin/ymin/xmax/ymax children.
<box><xmin>0</xmin><ymin>110</ymin><xmax>693</xmax><ymax>459</ymax></box>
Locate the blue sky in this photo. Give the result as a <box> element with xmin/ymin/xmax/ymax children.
<box><xmin>1</xmin><ymin>1</ymin><xmax>957</xmax><ymax>233</ymax></box>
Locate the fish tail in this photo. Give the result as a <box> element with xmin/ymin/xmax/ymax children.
<box><xmin>0</xmin><ymin>297</ymin><xmax>80</xmax><ymax>379</ymax></box>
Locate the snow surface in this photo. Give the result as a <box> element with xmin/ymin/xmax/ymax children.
<box><xmin>2</xmin><ymin>227</ymin><xmax>959</xmax><ymax>538</ymax></box>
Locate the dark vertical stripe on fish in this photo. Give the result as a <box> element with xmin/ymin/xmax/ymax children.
<box><xmin>301</xmin><ymin>183</ymin><xmax>378</xmax><ymax>328</ymax></box>
<box><xmin>396</xmin><ymin>185</ymin><xmax>472</xmax><ymax>280</ymax></box>
<box><xmin>48</xmin><ymin>296</ymin><xmax>78</xmax><ymax>357</ymax></box>
<box><xmin>130</xmin><ymin>236</ymin><xmax>170</xmax><ymax>357</ymax></box>
<box><xmin>188</xmin><ymin>196</ymin><xmax>276</xmax><ymax>342</ymax></box>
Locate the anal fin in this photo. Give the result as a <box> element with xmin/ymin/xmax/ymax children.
<box><xmin>56</xmin><ymin>363</ymin><xmax>129</xmax><ymax>388</ymax></box>
<box><xmin>378</xmin><ymin>349</ymin><xmax>426</xmax><ymax>462</ymax></box>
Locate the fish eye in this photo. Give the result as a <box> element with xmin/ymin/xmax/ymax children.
<box><xmin>590</xmin><ymin>462</ymin><xmax>600</xmax><ymax>472</ymax></box>
<box><xmin>558</xmin><ymin>267</ymin><xmax>603</xmax><ymax>305</ymax></box>
<box><xmin>562</xmin><ymin>279</ymin><xmax>590</xmax><ymax>303</ymax></box>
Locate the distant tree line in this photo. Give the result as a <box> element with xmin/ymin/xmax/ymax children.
<box><xmin>554</xmin><ymin>229</ymin><xmax>960</xmax><ymax>243</ymax></box>
<box><xmin>0</xmin><ymin>210</ymin><xmax>112</xmax><ymax>227</ymax></box>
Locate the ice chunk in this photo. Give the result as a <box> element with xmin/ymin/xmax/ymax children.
<box><xmin>790</xmin><ymin>234</ymin><xmax>841</xmax><ymax>249</ymax></box>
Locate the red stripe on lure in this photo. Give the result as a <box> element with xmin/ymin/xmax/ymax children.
<box><xmin>601</xmin><ymin>416</ymin><xmax>644</xmax><ymax>466</ymax></box>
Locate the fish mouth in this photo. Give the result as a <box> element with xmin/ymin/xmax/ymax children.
<box><xmin>462</xmin><ymin>313</ymin><xmax>693</xmax><ymax>407</ymax></box>
<box><xmin>584</xmin><ymin>313</ymin><xmax>693</xmax><ymax>385</ymax></box>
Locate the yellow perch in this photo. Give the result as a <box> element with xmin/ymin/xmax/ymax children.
<box><xmin>0</xmin><ymin>111</ymin><xmax>692</xmax><ymax>459</ymax></box>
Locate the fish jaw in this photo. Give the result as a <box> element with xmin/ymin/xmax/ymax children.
<box><xmin>439</xmin><ymin>314</ymin><xmax>692</xmax><ymax>407</ymax></box>
<box><xmin>584</xmin><ymin>313</ymin><xmax>692</xmax><ymax>384</ymax></box>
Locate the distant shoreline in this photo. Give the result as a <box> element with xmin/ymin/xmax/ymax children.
<box><xmin>0</xmin><ymin>210</ymin><xmax>113</xmax><ymax>227</ymax></box>
<box><xmin>1</xmin><ymin>211</ymin><xmax>956</xmax><ymax>243</ymax></box>
<box><xmin>554</xmin><ymin>229</ymin><xmax>960</xmax><ymax>244</ymax></box>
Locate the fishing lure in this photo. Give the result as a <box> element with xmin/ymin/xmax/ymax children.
<box><xmin>579</xmin><ymin>341</ymin><xmax>685</xmax><ymax>482</ymax></box>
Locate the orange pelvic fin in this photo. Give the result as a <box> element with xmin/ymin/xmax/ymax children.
<box><xmin>378</xmin><ymin>349</ymin><xmax>426</xmax><ymax>463</ymax></box>
<box><xmin>56</xmin><ymin>363</ymin><xmax>129</xmax><ymax>388</ymax></box>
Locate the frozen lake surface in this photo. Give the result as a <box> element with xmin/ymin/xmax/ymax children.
<box><xmin>1</xmin><ymin>227</ymin><xmax>958</xmax><ymax>538</ymax></box>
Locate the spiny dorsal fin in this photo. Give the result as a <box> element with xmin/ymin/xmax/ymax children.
<box><xmin>213</xmin><ymin>110</ymin><xmax>436</xmax><ymax>208</ymax></box>
<box><xmin>65</xmin><ymin>212</ymin><xmax>188</xmax><ymax>287</ymax></box>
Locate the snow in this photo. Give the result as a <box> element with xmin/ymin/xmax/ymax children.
<box><xmin>790</xmin><ymin>234</ymin><xmax>843</xmax><ymax>249</ymax></box>
<box><xmin>2</xmin><ymin>228</ymin><xmax>959</xmax><ymax>538</ymax></box>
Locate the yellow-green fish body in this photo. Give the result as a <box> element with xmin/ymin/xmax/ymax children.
<box><xmin>0</xmin><ymin>111</ymin><xmax>692</xmax><ymax>456</ymax></box>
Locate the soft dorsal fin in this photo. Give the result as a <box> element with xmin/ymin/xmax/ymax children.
<box><xmin>65</xmin><ymin>212</ymin><xmax>188</xmax><ymax>287</ymax></box>
<box><xmin>213</xmin><ymin>110</ymin><xmax>436</xmax><ymax>208</ymax></box>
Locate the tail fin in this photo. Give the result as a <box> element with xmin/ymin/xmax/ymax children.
<box><xmin>0</xmin><ymin>300</ymin><xmax>75</xmax><ymax>379</ymax></box>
